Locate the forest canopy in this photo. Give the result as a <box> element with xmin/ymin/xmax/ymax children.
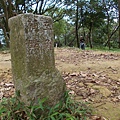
<box><xmin>0</xmin><ymin>0</ymin><xmax>119</xmax><ymax>49</ymax></box>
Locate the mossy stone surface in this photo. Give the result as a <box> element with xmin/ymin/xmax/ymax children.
<box><xmin>8</xmin><ymin>13</ymin><xmax>65</xmax><ymax>106</ymax></box>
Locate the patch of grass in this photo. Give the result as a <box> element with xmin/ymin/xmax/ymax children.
<box><xmin>86</xmin><ymin>46</ymin><xmax>120</xmax><ymax>52</ymax></box>
<box><xmin>0</xmin><ymin>91</ymin><xmax>92</xmax><ymax>120</ymax></box>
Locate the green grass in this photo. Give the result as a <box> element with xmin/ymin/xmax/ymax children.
<box><xmin>0</xmin><ymin>91</ymin><xmax>92</xmax><ymax>120</ymax></box>
<box><xmin>86</xmin><ymin>46</ymin><xmax>120</xmax><ymax>52</ymax></box>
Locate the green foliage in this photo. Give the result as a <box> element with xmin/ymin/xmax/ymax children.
<box><xmin>0</xmin><ymin>91</ymin><xmax>91</xmax><ymax>120</ymax></box>
<box><xmin>0</xmin><ymin>47</ymin><xmax>10</xmax><ymax>52</ymax></box>
<box><xmin>53</xmin><ymin>20</ymin><xmax>66</xmax><ymax>36</ymax></box>
<box><xmin>0</xmin><ymin>97</ymin><xmax>28</xmax><ymax>120</ymax></box>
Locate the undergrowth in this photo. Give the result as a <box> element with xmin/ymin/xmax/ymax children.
<box><xmin>0</xmin><ymin>91</ymin><xmax>91</xmax><ymax>120</ymax></box>
<box><xmin>0</xmin><ymin>47</ymin><xmax>10</xmax><ymax>51</ymax></box>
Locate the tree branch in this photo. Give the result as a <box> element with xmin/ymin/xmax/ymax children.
<box><xmin>104</xmin><ymin>25</ymin><xmax>119</xmax><ymax>46</ymax></box>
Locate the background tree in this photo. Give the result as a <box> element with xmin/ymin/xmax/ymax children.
<box><xmin>118</xmin><ymin>0</ymin><xmax>120</xmax><ymax>48</ymax></box>
<box><xmin>82</xmin><ymin>1</ymin><xmax>106</xmax><ymax>48</ymax></box>
<box><xmin>53</xmin><ymin>19</ymin><xmax>66</xmax><ymax>46</ymax></box>
<box><xmin>0</xmin><ymin>0</ymin><xmax>15</xmax><ymax>47</ymax></box>
<box><xmin>64</xmin><ymin>0</ymin><xmax>87</xmax><ymax>48</ymax></box>
<box><xmin>0</xmin><ymin>0</ymin><xmax>64</xmax><ymax>48</ymax></box>
<box><xmin>102</xmin><ymin>0</ymin><xmax>118</xmax><ymax>49</ymax></box>
<box><xmin>0</xmin><ymin>0</ymin><xmax>119</xmax><ymax>49</ymax></box>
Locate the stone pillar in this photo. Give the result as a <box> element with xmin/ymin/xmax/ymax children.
<box><xmin>8</xmin><ymin>13</ymin><xmax>65</xmax><ymax>106</ymax></box>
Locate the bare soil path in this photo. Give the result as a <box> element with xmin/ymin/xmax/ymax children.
<box><xmin>0</xmin><ymin>48</ymin><xmax>120</xmax><ymax>120</ymax></box>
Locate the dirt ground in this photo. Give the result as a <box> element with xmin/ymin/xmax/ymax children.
<box><xmin>0</xmin><ymin>48</ymin><xmax>120</xmax><ymax>120</ymax></box>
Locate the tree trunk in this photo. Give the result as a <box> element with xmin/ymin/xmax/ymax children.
<box><xmin>34</xmin><ymin>1</ymin><xmax>39</xmax><ymax>14</ymax></box>
<box><xmin>89</xmin><ymin>22</ymin><xmax>93</xmax><ymax>48</ymax></box>
<box><xmin>1</xmin><ymin>0</ymin><xmax>15</xmax><ymax>48</ymax></box>
<box><xmin>1</xmin><ymin>0</ymin><xmax>10</xmax><ymax>47</ymax></box>
<box><xmin>75</xmin><ymin>0</ymin><xmax>79</xmax><ymax>48</ymax></box>
<box><xmin>39</xmin><ymin>0</ymin><xmax>44</xmax><ymax>15</ymax></box>
<box><xmin>104</xmin><ymin>25</ymin><xmax>119</xmax><ymax>46</ymax></box>
<box><xmin>102</xmin><ymin>0</ymin><xmax>111</xmax><ymax>49</ymax></box>
<box><xmin>64</xmin><ymin>34</ymin><xmax>67</xmax><ymax>46</ymax></box>
<box><xmin>8</xmin><ymin>0</ymin><xmax>14</xmax><ymax>18</ymax></box>
<box><xmin>107</xmin><ymin>14</ymin><xmax>111</xmax><ymax>49</ymax></box>
<box><xmin>118</xmin><ymin>0</ymin><xmax>120</xmax><ymax>48</ymax></box>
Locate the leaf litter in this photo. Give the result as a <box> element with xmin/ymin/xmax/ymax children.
<box><xmin>0</xmin><ymin>48</ymin><xmax>120</xmax><ymax>120</ymax></box>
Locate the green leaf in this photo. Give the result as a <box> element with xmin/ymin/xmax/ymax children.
<box><xmin>0</xmin><ymin>107</ymin><xmax>7</xmax><ymax>115</ymax></box>
<box><xmin>50</xmin><ymin>116</ymin><xmax>56</xmax><ymax>120</ymax></box>
<box><xmin>51</xmin><ymin>111</ymin><xmax>59</xmax><ymax>116</ymax></box>
<box><xmin>37</xmin><ymin>98</ymin><xmax>47</xmax><ymax>111</ymax></box>
<box><xmin>15</xmin><ymin>90</ymin><xmax>21</xmax><ymax>97</ymax></box>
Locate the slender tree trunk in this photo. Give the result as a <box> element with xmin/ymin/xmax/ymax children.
<box><xmin>64</xmin><ymin>34</ymin><xmax>67</xmax><ymax>46</ymax></box>
<box><xmin>89</xmin><ymin>22</ymin><xmax>93</xmax><ymax>48</ymax></box>
<box><xmin>104</xmin><ymin>25</ymin><xmax>119</xmax><ymax>46</ymax></box>
<box><xmin>34</xmin><ymin>1</ymin><xmax>39</xmax><ymax>14</ymax></box>
<box><xmin>39</xmin><ymin>0</ymin><xmax>44</xmax><ymax>15</ymax></box>
<box><xmin>1</xmin><ymin>0</ymin><xmax>10</xmax><ymax>48</ymax></box>
<box><xmin>75</xmin><ymin>0</ymin><xmax>79</xmax><ymax>48</ymax></box>
<box><xmin>8</xmin><ymin>0</ymin><xmax>14</xmax><ymax>18</ymax></box>
<box><xmin>107</xmin><ymin>14</ymin><xmax>111</xmax><ymax>49</ymax></box>
<box><xmin>0</xmin><ymin>0</ymin><xmax>15</xmax><ymax>48</ymax></box>
<box><xmin>86</xmin><ymin>34</ymin><xmax>89</xmax><ymax>45</ymax></box>
<box><xmin>118</xmin><ymin>0</ymin><xmax>120</xmax><ymax>48</ymax></box>
<box><xmin>102</xmin><ymin>0</ymin><xmax>111</xmax><ymax>49</ymax></box>
<box><xmin>68</xmin><ymin>36</ymin><xmax>76</xmax><ymax>47</ymax></box>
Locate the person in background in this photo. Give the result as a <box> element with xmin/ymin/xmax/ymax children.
<box><xmin>80</xmin><ymin>36</ymin><xmax>85</xmax><ymax>50</ymax></box>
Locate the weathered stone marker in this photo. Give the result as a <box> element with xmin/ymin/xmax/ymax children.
<box><xmin>8</xmin><ymin>13</ymin><xmax>65</xmax><ymax>106</ymax></box>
